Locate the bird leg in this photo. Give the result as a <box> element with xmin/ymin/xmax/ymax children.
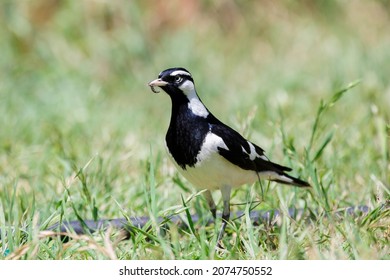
<box><xmin>216</xmin><ymin>185</ymin><xmax>232</xmax><ymax>248</ymax></box>
<box><xmin>204</xmin><ymin>190</ymin><xmax>217</xmax><ymax>220</ymax></box>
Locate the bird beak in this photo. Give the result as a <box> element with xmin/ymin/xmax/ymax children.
<box><xmin>148</xmin><ymin>78</ymin><xmax>168</xmax><ymax>93</ymax></box>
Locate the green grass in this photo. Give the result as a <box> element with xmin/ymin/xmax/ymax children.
<box><xmin>0</xmin><ymin>0</ymin><xmax>389</xmax><ymax>260</ymax></box>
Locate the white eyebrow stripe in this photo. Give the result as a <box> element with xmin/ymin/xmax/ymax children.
<box><xmin>170</xmin><ymin>70</ymin><xmax>192</xmax><ymax>77</ymax></box>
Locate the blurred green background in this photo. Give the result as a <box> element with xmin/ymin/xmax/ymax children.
<box><xmin>0</xmin><ymin>0</ymin><xmax>389</xmax><ymax>259</ymax></box>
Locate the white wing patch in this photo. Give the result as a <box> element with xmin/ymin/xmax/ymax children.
<box><xmin>248</xmin><ymin>142</ymin><xmax>257</xmax><ymax>160</ymax></box>
<box><xmin>196</xmin><ymin>132</ymin><xmax>228</xmax><ymax>164</ymax></box>
<box><xmin>242</xmin><ymin>141</ymin><xmax>269</xmax><ymax>161</ymax></box>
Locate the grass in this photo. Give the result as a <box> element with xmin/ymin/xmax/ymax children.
<box><xmin>0</xmin><ymin>0</ymin><xmax>389</xmax><ymax>260</ymax></box>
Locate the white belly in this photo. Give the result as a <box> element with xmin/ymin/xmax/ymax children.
<box><xmin>178</xmin><ymin>153</ymin><xmax>258</xmax><ymax>190</ymax></box>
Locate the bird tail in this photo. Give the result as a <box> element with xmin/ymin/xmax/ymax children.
<box><xmin>271</xmin><ymin>172</ymin><xmax>310</xmax><ymax>188</ymax></box>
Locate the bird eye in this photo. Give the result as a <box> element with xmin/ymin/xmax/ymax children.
<box><xmin>174</xmin><ymin>76</ymin><xmax>183</xmax><ymax>83</ymax></box>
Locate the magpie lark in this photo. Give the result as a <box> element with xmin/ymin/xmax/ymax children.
<box><xmin>148</xmin><ymin>67</ymin><xmax>310</xmax><ymax>244</ymax></box>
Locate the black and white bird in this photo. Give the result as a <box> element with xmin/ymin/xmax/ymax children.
<box><xmin>148</xmin><ymin>67</ymin><xmax>310</xmax><ymax>244</ymax></box>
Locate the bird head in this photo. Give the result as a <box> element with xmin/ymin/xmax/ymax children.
<box><xmin>148</xmin><ymin>67</ymin><xmax>195</xmax><ymax>97</ymax></box>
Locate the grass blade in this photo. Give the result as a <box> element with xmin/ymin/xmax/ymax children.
<box><xmin>311</xmin><ymin>130</ymin><xmax>334</xmax><ymax>162</ymax></box>
<box><xmin>308</xmin><ymin>80</ymin><xmax>360</xmax><ymax>153</ymax></box>
<box><xmin>181</xmin><ymin>194</ymin><xmax>199</xmax><ymax>242</ymax></box>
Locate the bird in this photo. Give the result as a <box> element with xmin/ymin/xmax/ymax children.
<box><xmin>148</xmin><ymin>67</ymin><xmax>310</xmax><ymax>246</ymax></box>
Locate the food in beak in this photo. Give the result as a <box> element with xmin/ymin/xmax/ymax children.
<box><xmin>148</xmin><ymin>78</ymin><xmax>167</xmax><ymax>93</ymax></box>
<box><xmin>149</xmin><ymin>84</ymin><xmax>160</xmax><ymax>93</ymax></box>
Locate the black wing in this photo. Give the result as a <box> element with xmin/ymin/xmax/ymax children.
<box><xmin>209</xmin><ymin>122</ymin><xmax>292</xmax><ymax>174</ymax></box>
